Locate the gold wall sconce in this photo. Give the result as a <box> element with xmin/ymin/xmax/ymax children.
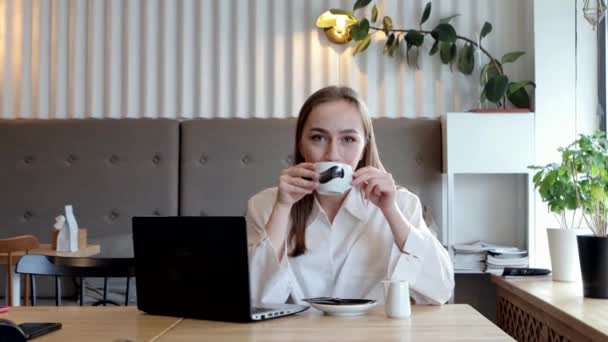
<box><xmin>316</xmin><ymin>10</ymin><xmax>357</xmax><ymax>44</ymax></box>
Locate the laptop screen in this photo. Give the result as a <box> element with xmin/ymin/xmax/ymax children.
<box><xmin>132</xmin><ymin>216</ymin><xmax>253</xmax><ymax>321</ymax></box>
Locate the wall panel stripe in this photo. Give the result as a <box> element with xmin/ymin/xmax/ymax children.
<box><xmin>0</xmin><ymin>0</ymin><xmax>534</xmax><ymax>119</ymax></box>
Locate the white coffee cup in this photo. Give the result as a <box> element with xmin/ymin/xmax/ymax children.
<box><xmin>315</xmin><ymin>162</ymin><xmax>353</xmax><ymax>196</ymax></box>
<box><xmin>382</xmin><ymin>280</ymin><xmax>411</xmax><ymax>319</ymax></box>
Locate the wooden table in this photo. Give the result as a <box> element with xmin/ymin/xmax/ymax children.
<box><xmin>2</xmin><ymin>306</ymin><xmax>180</xmax><ymax>341</ymax></box>
<box><xmin>2</xmin><ymin>305</ymin><xmax>514</xmax><ymax>341</ymax></box>
<box><xmin>492</xmin><ymin>275</ymin><xmax>608</xmax><ymax>342</ymax></box>
<box><xmin>0</xmin><ymin>243</ymin><xmax>101</xmax><ymax>264</ymax></box>
<box><xmin>1</xmin><ymin>243</ymin><xmax>101</xmax><ymax>306</ymax></box>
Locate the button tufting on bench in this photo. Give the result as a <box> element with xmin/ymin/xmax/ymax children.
<box><xmin>153</xmin><ymin>209</ymin><xmax>161</xmax><ymax>216</ymax></box>
<box><xmin>23</xmin><ymin>155</ymin><xmax>35</xmax><ymax>164</ymax></box>
<box><xmin>199</xmin><ymin>154</ymin><xmax>208</xmax><ymax>165</ymax></box>
<box><xmin>152</xmin><ymin>153</ymin><xmax>161</xmax><ymax>165</ymax></box>
<box><xmin>67</xmin><ymin>154</ymin><xmax>78</xmax><ymax>163</ymax></box>
<box><xmin>109</xmin><ymin>155</ymin><xmax>119</xmax><ymax>164</ymax></box>
<box><xmin>23</xmin><ymin>210</ymin><xmax>33</xmax><ymax>220</ymax></box>
<box><xmin>241</xmin><ymin>155</ymin><xmax>251</xmax><ymax>164</ymax></box>
<box><xmin>108</xmin><ymin>211</ymin><xmax>119</xmax><ymax>220</ymax></box>
<box><xmin>415</xmin><ymin>153</ymin><xmax>424</xmax><ymax>166</ymax></box>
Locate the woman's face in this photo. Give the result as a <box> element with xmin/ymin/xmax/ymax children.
<box><xmin>299</xmin><ymin>99</ymin><xmax>366</xmax><ymax>170</ymax></box>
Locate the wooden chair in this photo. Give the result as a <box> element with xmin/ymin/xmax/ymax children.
<box><xmin>0</xmin><ymin>235</ymin><xmax>40</xmax><ymax>306</ymax></box>
<box><xmin>16</xmin><ymin>254</ymin><xmax>135</xmax><ymax>306</ymax></box>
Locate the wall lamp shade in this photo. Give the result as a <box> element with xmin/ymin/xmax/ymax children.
<box><xmin>316</xmin><ymin>10</ymin><xmax>357</xmax><ymax>44</ymax></box>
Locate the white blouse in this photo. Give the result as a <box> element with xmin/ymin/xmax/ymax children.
<box><xmin>246</xmin><ymin>186</ymin><xmax>454</xmax><ymax>306</ymax></box>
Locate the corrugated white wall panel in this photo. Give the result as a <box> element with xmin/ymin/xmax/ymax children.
<box><xmin>125</xmin><ymin>0</ymin><xmax>141</xmax><ymax>118</ymax></box>
<box><xmin>0</xmin><ymin>0</ymin><xmax>534</xmax><ymax>119</ymax></box>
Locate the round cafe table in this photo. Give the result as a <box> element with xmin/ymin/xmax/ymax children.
<box><xmin>1</xmin><ymin>243</ymin><xmax>100</xmax><ymax>306</ymax></box>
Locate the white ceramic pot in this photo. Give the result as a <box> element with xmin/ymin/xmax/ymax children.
<box><xmin>547</xmin><ymin>228</ymin><xmax>581</xmax><ymax>282</ymax></box>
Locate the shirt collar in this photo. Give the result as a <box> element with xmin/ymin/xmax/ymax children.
<box><xmin>308</xmin><ymin>187</ymin><xmax>368</xmax><ymax>225</ymax></box>
<box><xmin>307</xmin><ymin>196</ymin><xmax>322</xmax><ymax>226</ymax></box>
<box><xmin>342</xmin><ymin>187</ymin><xmax>368</xmax><ymax>221</ymax></box>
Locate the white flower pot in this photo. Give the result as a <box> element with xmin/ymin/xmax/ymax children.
<box><xmin>547</xmin><ymin>228</ymin><xmax>581</xmax><ymax>282</ymax></box>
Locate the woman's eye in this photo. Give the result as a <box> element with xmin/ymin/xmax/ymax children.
<box><xmin>311</xmin><ymin>135</ymin><xmax>326</xmax><ymax>142</ymax></box>
<box><xmin>342</xmin><ymin>136</ymin><xmax>357</xmax><ymax>143</ymax></box>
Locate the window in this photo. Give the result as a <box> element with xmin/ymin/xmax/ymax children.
<box><xmin>599</xmin><ymin>15</ymin><xmax>607</xmax><ymax>131</ymax></box>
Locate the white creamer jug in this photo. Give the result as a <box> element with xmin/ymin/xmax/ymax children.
<box><xmin>382</xmin><ymin>280</ymin><xmax>411</xmax><ymax>319</ymax></box>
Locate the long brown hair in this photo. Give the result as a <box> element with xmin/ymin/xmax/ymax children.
<box><xmin>288</xmin><ymin>86</ymin><xmax>385</xmax><ymax>257</ymax></box>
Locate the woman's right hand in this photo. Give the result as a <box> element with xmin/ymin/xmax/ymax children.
<box><xmin>276</xmin><ymin>162</ymin><xmax>318</xmax><ymax>207</ymax></box>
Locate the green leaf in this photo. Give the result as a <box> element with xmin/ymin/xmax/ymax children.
<box><xmin>404</xmin><ymin>30</ymin><xmax>424</xmax><ymax>47</ymax></box>
<box><xmin>420</xmin><ymin>2</ymin><xmax>432</xmax><ymax>26</ymax></box>
<box><xmin>592</xmin><ymin>165</ymin><xmax>600</xmax><ymax>178</ymax></box>
<box><xmin>546</xmin><ymin>170</ymin><xmax>558</xmax><ymax>186</ymax></box>
<box><xmin>353</xmin><ymin>0</ymin><xmax>372</xmax><ymax>11</ymax></box>
<box><xmin>439</xmin><ymin>14</ymin><xmax>461</xmax><ymax>24</ymax></box>
<box><xmin>384</xmin><ymin>33</ymin><xmax>396</xmax><ymax>54</ymax></box>
<box><xmin>479</xmin><ymin>64</ymin><xmax>488</xmax><ymax>85</ymax></box>
<box><xmin>353</xmin><ymin>34</ymin><xmax>372</xmax><ymax>55</ymax></box>
<box><xmin>484</xmin><ymin>75</ymin><xmax>509</xmax><ymax>103</ymax></box>
<box><xmin>449</xmin><ymin>44</ymin><xmax>457</xmax><ymax>69</ymax></box>
<box><xmin>371</xmin><ymin>4</ymin><xmax>378</xmax><ymax>23</ymax></box>
<box><xmin>566</xmin><ymin>195</ymin><xmax>578</xmax><ymax>210</ymax></box>
<box><xmin>439</xmin><ymin>42</ymin><xmax>451</xmax><ymax>64</ymax></box>
<box><xmin>507</xmin><ymin>87</ymin><xmax>530</xmax><ymax>108</ymax></box>
<box><xmin>480</xmin><ymin>22</ymin><xmax>492</xmax><ymax>39</ymax></box>
<box><xmin>501</xmin><ymin>51</ymin><xmax>526</xmax><ymax>64</ymax></box>
<box><xmin>458</xmin><ymin>43</ymin><xmax>475</xmax><ymax>75</ymax></box>
<box><xmin>329</xmin><ymin>9</ymin><xmax>355</xmax><ymax>17</ymax></box>
<box><xmin>507</xmin><ymin>80</ymin><xmax>535</xmax><ymax>108</ymax></box>
<box><xmin>591</xmin><ymin>184</ymin><xmax>606</xmax><ymax>201</ymax></box>
<box><xmin>350</xmin><ymin>19</ymin><xmax>370</xmax><ymax>41</ymax></box>
<box><xmin>383</xmin><ymin>16</ymin><xmax>393</xmax><ymax>35</ymax></box>
<box><xmin>429</xmin><ymin>40</ymin><xmax>439</xmax><ymax>56</ymax></box>
<box><xmin>431</xmin><ymin>23</ymin><xmax>457</xmax><ymax>43</ymax></box>
<box><xmin>508</xmin><ymin>80</ymin><xmax>535</xmax><ymax>93</ymax></box>
<box><xmin>439</xmin><ymin>42</ymin><xmax>456</xmax><ymax>64</ymax></box>
<box><xmin>533</xmin><ymin>171</ymin><xmax>542</xmax><ymax>184</ymax></box>
<box><xmin>480</xmin><ymin>61</ymin><xmax>501</xmax><ymax>86</ymax></box>
<box><xmin>388</xmin><ymin>34</ymin><xmax>400</xmax><ymax>57</ymax></box>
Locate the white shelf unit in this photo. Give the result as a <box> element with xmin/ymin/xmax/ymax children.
<box><xmin>441</xmin><ymin>112</ymin><xmax>536</xmax><ymax>272</ymax></box>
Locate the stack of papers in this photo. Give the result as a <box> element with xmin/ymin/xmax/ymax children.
<box><xmin>453</xmin><ymin>252</ymin><xmax>486</xmax><ymax>272</ymax></box>
<box><xmin>485</xmin><ymin>250</ymin><xmax>529</xmax><ymax>275</ymax></box>
<box><xmin>453</xmin><ymin>240</ymin><xmax>528</xmax><ymax>273</ymax></box>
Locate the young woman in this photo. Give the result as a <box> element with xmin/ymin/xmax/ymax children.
<box><xmin>246</xmin><ymin>86</ymin><xmax>453</xmax><ymax>305</ymax></box>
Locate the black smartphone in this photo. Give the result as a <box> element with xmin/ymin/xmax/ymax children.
<box><xmin>18</xmin><ymin>322</ymin><xmax>62</xmax><ymax>339</ymax></box>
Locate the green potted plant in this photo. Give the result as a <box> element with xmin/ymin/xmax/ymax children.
<box><xmin>564</xmin><ymin>131</ymin><xmax>608</xmax><ymax>298</ymax></box>
<box><xmin>315</xmin><ymin>0</ymin><xmax>535</xmax><ymax>110</ymax></box>
<box><xmin>530</xmin><ymin>159</ymin><xmax>583</xmax><ymax>282</ymax></box>
<box><xmin>533</xmin><ymin>131</ymin><xmax>608</xmax><ymax>297</ymax></box>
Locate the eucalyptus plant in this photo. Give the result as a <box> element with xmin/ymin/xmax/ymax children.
<box><xmin>530</xmin><ymin>131</ymin><xmax>608</xmax><ymax>237</ymax></box>
<box><xmin>320</xmin><ymin>0</ymin><xmax>536</xmax><ymax>109</ymax></box>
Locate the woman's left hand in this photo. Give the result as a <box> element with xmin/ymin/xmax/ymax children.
<box><xmin>352</xmin><ymin>166</ymin><xmax>397</xmax><ymax>212</ymax></box>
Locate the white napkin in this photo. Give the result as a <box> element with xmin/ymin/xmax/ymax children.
<box><xmin>56</xmin><ymin>205</ymin><xmax>79</xmax><ymax>252</ymax></box>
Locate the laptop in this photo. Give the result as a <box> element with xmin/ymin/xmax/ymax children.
<box><xmin>132</xmin><ymin>216</ymin><xmax>309</xmax><ymax>322</ymax></box>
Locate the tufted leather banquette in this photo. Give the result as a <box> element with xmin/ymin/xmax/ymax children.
<box><xmin>0</xmin><ymin>117</ymin><xmax>443</xmax><ymax>298</ymax></box>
